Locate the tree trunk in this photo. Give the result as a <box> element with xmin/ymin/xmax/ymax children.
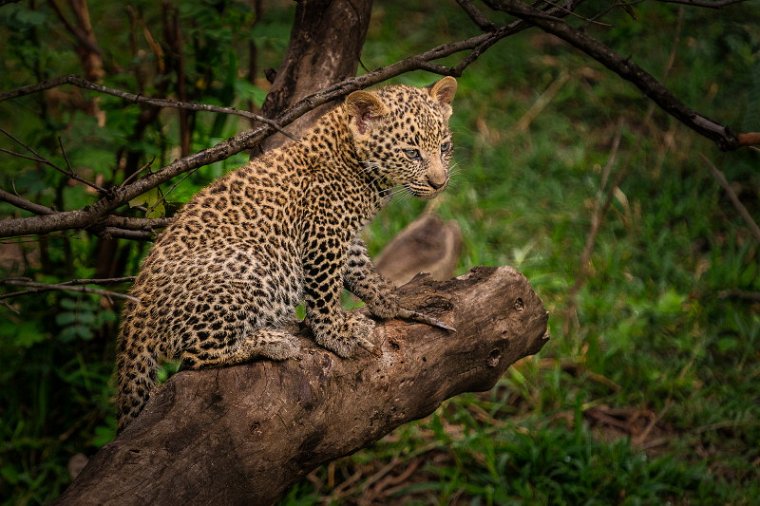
<box><xmin>257</xmin><ymin>0</ymin><xmax>373</xmax><ymax>151</ymax></box>
<box><xmin>56</xmin><ymin>266</ymin><xmax>548</xmax><ymax>505</ymax></box>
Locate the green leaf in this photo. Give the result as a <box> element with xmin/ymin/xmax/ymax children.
<box><xmin>2</xmin><ymin>320</ymin><xmax>48</xmax><ymax>348</ymax></box>
<box><xmin>55</xmin><ymin>312</ymin><xmax>77</xmax><ymax>326</ymax></box>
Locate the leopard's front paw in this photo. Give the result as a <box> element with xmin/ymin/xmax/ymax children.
<box><xmin>366</xmin><ymin>290</ymin><xmax>401</xmax><ymax>320</ymax></box>
<box><xmin>314</xmin><ymin>313</ymin><xmax>376</xmax><ymax>358</ymax></box>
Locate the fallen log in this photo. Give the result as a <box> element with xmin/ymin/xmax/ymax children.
<box><xmin>56</xmin><ymin>266</ymin><xmax>549</xmax><ymax>505</ymax></box>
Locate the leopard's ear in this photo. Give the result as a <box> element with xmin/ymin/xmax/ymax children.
<box><xmin>345</xmin><ymin>90</ymin><xmax>389</xmax><ymax>135</ymax></box>
<box><xmin>429</xmin><ymin>76</ymin><xmax>457</xmax><ymax>108</ymax></box>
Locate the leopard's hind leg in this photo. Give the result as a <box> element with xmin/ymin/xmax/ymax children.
<box><xmin>180</xmin><ymin>328</ymin><xmax>300</xmax><ymax>369</ymax></box>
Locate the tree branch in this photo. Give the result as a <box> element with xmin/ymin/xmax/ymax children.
<box><xmin>257</xmin><ymin>0</ymin><xmax>373</xmax><ymax>150</ymax></box>
<box><xmin>0</xmin><ymin>188</ymin><xmax>55</xmax><ymax>215</ymax></box>
<box><xmin>55</xmin><ymin>266</ymin><xmax>549</xmax><ymax>505</ymax></box>
<box><xmin>456</xmin><ymin>0</ymin><xmax>498</xmax><ymax>31</ymax></box>
<box><xmin>0</xmin><ymin>188</ymin><xmax>172</xmax><ymax>238</ymax></box>
<box><xmin>491</xmin><ymin>0</ymin><xmax>760</xmax><ymax>151</ymax></box>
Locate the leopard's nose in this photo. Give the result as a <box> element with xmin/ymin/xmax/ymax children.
<box><xmin>427</xmin><ymin>174</ymin><xmax>446</xmax><ymax>190</ymax></box>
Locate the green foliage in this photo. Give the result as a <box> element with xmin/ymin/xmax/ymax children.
<box><xmin>1</xmin><ymin>0</ymin><xmax>759</xmax><ymax>505</ymax></box>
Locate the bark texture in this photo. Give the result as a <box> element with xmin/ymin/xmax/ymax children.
<box><xmin>56</xmin><ymin>266</ymin><xmax>548</xmax><ymax>505</ymax></box>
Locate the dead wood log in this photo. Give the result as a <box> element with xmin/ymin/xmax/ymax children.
<box><xmin>56</xmin><ymin>266</ymin><xmax>548</xmax><ymax>505</ymax></box>
<box><xmin>376</xmin><ymin>213</ymin><xmax>463</xmax><ymax>286</ymax></box>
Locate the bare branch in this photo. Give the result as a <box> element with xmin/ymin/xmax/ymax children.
<box><xmin>0</xmin><ymin>188</ymin><xmax>56</xmax><ymax>215</ymax></box>
<box><xmin>491</xmin><ymin>0</ymin><xmax>760</xmax><ymax>151</ymax></box>
<box><xmin>0</xmin><ymin>127</ymin><xmax>105</xmax><ymax>192</ymax></box>
<box><xmin>0</xmin><ymin>187</ymin><xmax>171</xmax><ymax>240</ymax></box>
<box><xmin>456</xmin><ymin>0</ymin><xmax>498</xmax><ymax>31</ymax></box>
<box><xmin>103</xmin><ymin>215</ymin><xmax>173</xmax><ymax>231</ymax></box>
<box><xmin>1</xmin><ymin>277</ymin><xmax>138</xmax><ymax>301</ymax></box>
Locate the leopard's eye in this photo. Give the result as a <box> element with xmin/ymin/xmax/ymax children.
<box><xmin>440</xmin><ymin>142</ymin><xmax>451</xmax><ymax>154</ymax></box>
<box><xmin>402</xmin><ymin>148</ymin><xmax>421</xmax><ymax>160</ymax></box>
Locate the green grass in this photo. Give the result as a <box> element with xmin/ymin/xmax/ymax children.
<box><xmin>1</xmin><ymin>1</ymin><xmax>758</xmax><ymax>504</ymax></box>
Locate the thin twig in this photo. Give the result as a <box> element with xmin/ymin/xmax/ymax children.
<box><xmin>700</xmin><ymin>154</ymin><xmax>760</xmax><ymax>243</ymax></box>
<box><xmin>509</xmin><ymin>71</ymin><xmax>571</xmax><ymax>134</ymax></box>
<box><xmin>456</xmin><ymin>0</ymin><xmax>498</xmax><ymax>31</ymax></box>
<box><xmin>121</xmin><ymin>157</ymin><xmax>156</xmax><ymax>187</ymax></box>
<box><xmin>563</xmin><ymin>122</ymin><xmax>627</xmax><ymax>335</ymax></box>
<box><xmin>0</xmin><ymin>127</ymin><xmax>105</xmax><ymax>192</ymax></box>
<box><xmin>0</xmin><ymin>278</ymin><xmax>138</xmax><ymax>301</ymax></box>
<box><xmin>536</xmin><ymin>0</ymin><xmax>613</xmax><ymax>26</ymax></box>
<box><xmin>0</xmin><ymin>75</ymin><xmax>295</xmax><ymax>140</ymax></box>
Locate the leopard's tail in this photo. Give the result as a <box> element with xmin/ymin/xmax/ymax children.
<box><xmin>116</xmin><ymin>325</ymin><xmax>159</xmax><ymax>432</ymax></box>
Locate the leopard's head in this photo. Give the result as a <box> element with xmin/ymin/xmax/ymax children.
<box><xmin>345</xmin><ymin>77</ymin><xmax>457</xmax><ymax>199</ymax></box>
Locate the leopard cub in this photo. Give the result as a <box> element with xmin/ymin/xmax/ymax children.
<box><xmin>116</xmin><ymin>77</ymin><xmax>458</xmax><ymax>430</ymax></box>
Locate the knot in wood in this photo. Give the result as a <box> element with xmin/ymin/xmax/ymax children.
<box><xmin>487</xmin><ymin>348</ymin><xmax>501</xmax><ymax>368</ymax></box>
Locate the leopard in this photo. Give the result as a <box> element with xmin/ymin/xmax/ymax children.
<box><xmin>116</xmin><ymin>77</ymin><xmax>458</xmax><ymax>431</ymax></box>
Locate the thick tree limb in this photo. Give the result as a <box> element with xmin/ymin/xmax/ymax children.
<box><xmin>56</xmin><ymin>266</ymin><xmax>549</xmax><ymax>505</ymax></box>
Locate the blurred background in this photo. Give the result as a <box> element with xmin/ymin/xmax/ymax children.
<box><xmin>1</xmin><ymin>1</ymin><xmax>758</xmax><ymax>504</ymax></box>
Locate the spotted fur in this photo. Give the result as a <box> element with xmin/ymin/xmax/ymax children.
<box><xmin>116</xmin><ymin>77</ymin><xmax>458</xmax><ymax>430</ymax></box>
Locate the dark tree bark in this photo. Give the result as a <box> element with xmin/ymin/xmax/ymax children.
<box><xmin>56</xmin><ymin>266</ymin><xmax>549</xmax><ymax>505</ymax></box>
<box><xmin>258</xmin><ymin>0</ymin><xmax>373</xmax><ymax>150</ymax></box>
